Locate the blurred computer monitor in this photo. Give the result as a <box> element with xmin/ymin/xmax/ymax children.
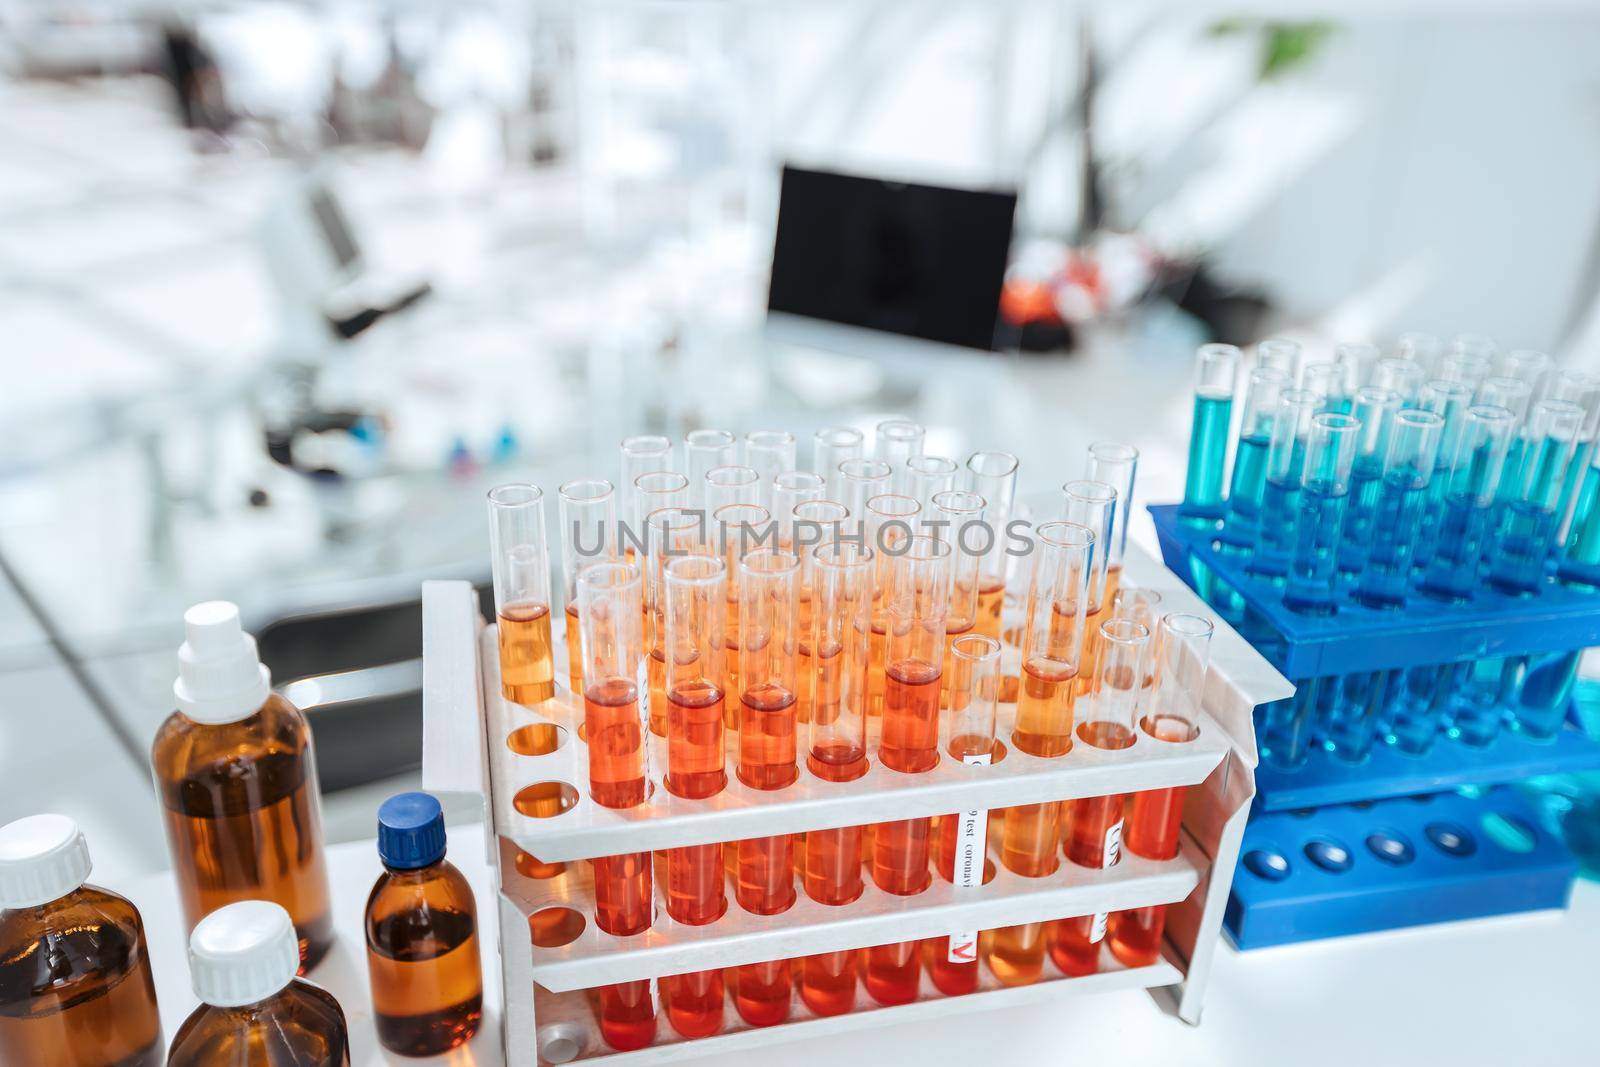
<box><xmin>766</xmin><ymin>165</ymin><xmax>1017</xmax><ymax>354</ymax></box>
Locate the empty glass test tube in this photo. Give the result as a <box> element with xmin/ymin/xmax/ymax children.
<box><xmin>771</xmin><ymin>471</ymin><xmax>825</xmax><ymax>550</ymax></box>
<box><xmin>683</xmin><ymin>429</ymin><xmax>736</xmax><ymax>508</ymax></box>
<box><xmin>1256</xmin><ymin>337</ymin><xmax>1302</xmax><ymax>379</ymax></box>
<box><xmin>875</xmin><ymin>419</ymin><xmax>926</xmax><ymax>493</ymax></box>
<box><xmin>705</xmin><ymin>465</ymin><xmax>761</xmax><ymax>516</ymax></box>
<box><xmin>906</xmin><ymin>455</ymin><xmax>960</xmax><ymax>517</ymax></box>
<box><xmin>619</xmin><ymin>436</ymin><xmax>672</xmax><ymax>548</ymax></box>
<box><xmin>837</xmin><ymin>458</ymin><xmax>893</xmax><ymax>535</ymax></box>
<box><xmin>1062</xmin><ymin>479</ymin><xmax>1118</xmax><ymax>683</ymax></box>
<box><xmin>1370</xmin><ymin>357</ymin><xmax>1425</xmax><ymax>403</ymax></box>
<box><xmin>931</xmin><ymin>490</ymin><xmax>986</xmax><ymax>696</ymax></box>
<box><xmin>813</xmin><ymin>426</ymin><xmax>865</xmax><ymax>497</ymax></box>
<box><xmin>967</xmin><ymin>450</ymin><xmax>1020</xmax><ymax>641</ymax></box>
<box><xmin>558</xmin><ymin>479</ymin><xmax>615</xmax><ymax>695</ymax></box>
<box><xmin>745</xmin><ymin>430</ymin><xmax>797</xmax><ymax>507</ymax></box>
<box><xmin>1085</xmin><ymin>442</ymin><xmax>1138</xmax><ymax>603</ymax></box>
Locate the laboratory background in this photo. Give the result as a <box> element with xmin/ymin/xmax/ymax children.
<box><xmin>2</xmin><ymin>1</ymin><xmax>1599</xmax><ymax>1065</ymax></box>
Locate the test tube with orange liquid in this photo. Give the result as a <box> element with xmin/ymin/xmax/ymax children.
<box><xmin>575</xmin><ymin>562</ymin><xmax>656</xmax><ymax>1049</ymax></box>
<box><xmin>731</xmin><ymin>547</ymin><xmax>801</xmax><ymax>1025</ymax></box>
<box><xmin>798</xmin><ymin>540</ymin><xmax>873</xmax><ymax>1015</ymax></box>
<box><xmin>1109</xmin><ymin>612</ymin><xmax>1214</xmax><ymax>970</ymax></box>
<box><xmin>792</xmin><ymin>500</ymin><xmax>849</xmax><ymax>728</ymax></box>
<box><xmin>1050</xmin><ymin>618</ymin><xmax>1151</xmax><ymax>977</ymax></box>
<box><xmin>642</xmin><ymin>505</ymin><xmax>700</xmax><ymax>737</ymax></box>
<box><xmin>557</xmin><ymin>479</ymin><xmax>615</xmax><ymax>696</ymax></box>
<box><xmin>1060</xmin><ymin>480</ymin><xmax>1118</xmax><ymax>693</ymax></box>
<box><xmin>966</xmin><ymin>451</ymin><xmax>1019</xmax><ymax>641</ymax></box>
<box><xmin>868</xmin><ymin>534</ymin><xmax>951</xmax><ymax>1005</ymax></box>
<box><xmin>930</xmin><ymin>489</ymin><xmax>986</xmax><ymax>704</ymax></box>
<box><xmin>715</xmin><ymin>503</ymin><xmax>772</xmax><ymax>726</ymax></box>
<box><xmin>1084</xmin><ymin>442</ymin><xmax>1139</xmax><ymax>618</ymax></box>
<box><xmin>991</xmin><ymin>523</ymin><xmax>1093</xmax><ymax>986</ymax></box>
<box><xmin>489</xmin><ymin>484</ymin><xmax>556</xmax><ymax>706</ymax></box>
<box><xmin>656</xmin><ymin>554</ymin><xmax>730</xmax><ymax>1037</ymax></box>
<box><xmin>865</xmin><ymin>494</ymin><xmax>921</xmax><ymax>719</ymax></box>
<box><xmin>927</xmin><ymin>634</ymin><xmax>1002</xmax><ymax>996</ymax></box>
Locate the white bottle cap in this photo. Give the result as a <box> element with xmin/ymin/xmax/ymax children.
<box><xmin>174</xmin><ymin>601</ymin><xmax>272</xmax><ymax>725</ymax></box>
<box><xmin>0</xmin><ymin>814</ymin><xmax>92</xmax><ymax>908</ymax></box>
<box><xmin>188</xmin><ymin>900</ymin><xmax>301</xmax><ymax>1008</ymax></box>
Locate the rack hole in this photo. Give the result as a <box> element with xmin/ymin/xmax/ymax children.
<box><xmin>1365</xmin><ymin>830</ymin><xmax>1415</xmax><ymax>866</ymax></box>
<box><xmin>514</xmin><ymin>782</ymin><xmax>579</xmax><ymax>819</ymax></box>
<box><xmin>1425</xmin><ymin>821</ymin><xmax>1477</xmax><ymax>857</ymax></box>
<box><xmin>537</xmin><ymin>1025</ymin><xmax>584</xmax><ymax>1064</ymax></box>
<box><xmin>1481</xmin><ymin>813</ymin><xmax>1537</xmax><ymax>854</ymax></box>
<box><xmin>529</xmin><ymin>907</ymin><xmax>586</xmax><ymax>948</ymax></box>
<box><xmin>1243</xmin><ymin>849</ymin><xmax>1291</xmax><ymax>882</ymax></box>
<box><xmin>507</xmin><ymin>722</ymin><xmax>566</xmax><ymax>756</ymax></box>
<box><xmin>513</xmin><ymin>849</ymin><xmax>566</xmax><ymax>879</ymax></box>
<box><xmin>1304</xmin><ymin>837</ymin><xmax>1354</xmax><ymax>874</ymax></box>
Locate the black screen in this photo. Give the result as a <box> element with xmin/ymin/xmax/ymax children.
<box><xmin>767</xmin><ymin>166</ymin><xmax>1017</xmax><ymax>351</ymax></box>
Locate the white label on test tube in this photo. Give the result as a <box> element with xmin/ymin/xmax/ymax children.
<box><xmin>1103</xmin><ymin>819</ymin><xmax>1123</xmax><ymax>868</ymax></box>
<box><xmin>946</xmin><ymin>749</ymin><xmax>992</xmax><ymax>963</ymax></box>
<box><xmin>636</xmin><ymin>660</ymin><xmax>651</xmax><ymax>727</ymax></box>
<box><xmin>1090</xmin><ymin>912</ymin><xmax>1108</xmax><ymax>944</ymax></box>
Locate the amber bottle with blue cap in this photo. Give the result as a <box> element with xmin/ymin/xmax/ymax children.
<box><xmin>365</xmin><ymin>792</ymin><xmax>483</xmax><ymax>1056</ymax></box>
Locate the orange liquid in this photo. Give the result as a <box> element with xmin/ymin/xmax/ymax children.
<box><xmin>864</xmin><ymin>941</ymin><xmax>920</xmax><ymax>1005</ymax></box>
<box><xmin>802</xmin><ymin>824</ymin><xmax>863</xmax><ymax>906</ymax></box>
<box><xmin>498</xmin><ymin>602</ymin><xmax>555</xmax><ymax>704</ymax></box>
<box><xmin>596</xmin><ymin>980</ymin><xmax>656</xmax><ymax>1051</ymax></box>
<box><xmin>1049</xmin><ymin>916</ymin><xmax>1102</xmax><ymax>976</ymax></box>
<box><xmin>867</xmin><ymin>622</ymin><xmax>886</xmax><ymax>717</ymax></box>
<box><xmin>646</xmin><ymin>649</ymin><xmax>667</xmax><ymax>737</ymax></box>
<box><xmin>1001</xmin><ymin>802</ymin><xmax>1061</xmax><ymax>877</ymax></box>
<box><xmin>730</xmin><ymin>959</ymin><xmax>791</xmax><ymax>1026</ymax></box>
<box><xmin>799</xmin><ymin>950</ymin><xmax>856</xmax><ymax>1015</ymax></box>
<box><xmin>584</xmin><ymin>679</ymin><xmax>646</xmax><ymax>809</ymax></box>
<box><xmin>923</xmin><ymin>936</ymin><xmax>978</xmax><ymax>995</ymax></box>
<box><xmin>665</xmin><ymin>683</ymin><xmax>727</xmax><ymax>800</ymax></box>
<box><xmin>1076</xmin><ymin>598</ymin><xmax>1113</xmax><ymax>695</ymax></box>
<box><xmin>871</xmin><ymin>817</ymin><xmax>931</xmax><ymax>896</ymax></box>
<box><xmin>1012</xmin><ymin>658</ymin><xmax>1079</xmax><ymax>757</ymax></box>
<box><xmin>736</xmin><ymin>836</ymin><xmax>795</xmax><ymax>915</ymax></box>
<box><xmin>592</xmin><ymin>851</ymin><xmax>651</xmax><ymax>936</ymax></box>
<box><xmin>564</xmin><ymin>602</ymin><xmax>583</xmax><ymax>694</ymax></box>
<box><xmin>666</xmin><ymin>843</ymin><xmax>725</xmax><ymax>926</ymax></box>
<box><xmin>1127</xmin><ymin>786</ymin><xmax>1187</xmax><ymax>861</ymax></box>
<box><xmin>738</xmin><ymin>685</ymin><xmax>798</xmax><ymax>790</ymax></box>
<box><xmin>1107</xmin><ymin>906</ymin><xmax>1166</xmax><ymax>967</ymax></box>
<box><xmin>987</xmin><ymin>922</ymin><xmax>1046</xmax><ymax>985</ymax></box>
<box><xmin>807</xmin><ymin>736</ymin><xmax>866</xmax><ymax>782</ymax></box>
<box><xmin>976</xmin><ymin>576</ymin><xmax>1005</xmax><ymax>640</ymax></box>
<box><xmin>881</xmin><ymin>659</ymin><xmax>940</xmax><ymax>773</ymax></box>
<box><xmin>663</xmin><ymin>969</ymin><xmax>723</xmax><ymax>1038</ymax></box>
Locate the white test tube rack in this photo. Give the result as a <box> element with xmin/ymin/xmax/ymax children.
<box><xmin>420</xmin><ymin>543</ymin><xmax>1290</xmax><ymax>1066</ymax></box>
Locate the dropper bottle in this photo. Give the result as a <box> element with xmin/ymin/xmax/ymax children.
<box><xmin>151</xmin><ymin>601</ymin><xmax>333</xmax><ymax>971</ymax></box>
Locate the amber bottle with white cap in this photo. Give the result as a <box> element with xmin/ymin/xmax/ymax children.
<box><xmin>167</xmin><ymin>900</ymin><xmax>350</xmax><ymax>1066</ymax></box>
<box><xmin>0</xmin><ymin>813</ymin><xmax>163</xmax><ymax>1066</ymax></box>
<box><xmin>151</xmin><ymin>601</ymin><xmax>333</xmax><ymax>971</ymax></box>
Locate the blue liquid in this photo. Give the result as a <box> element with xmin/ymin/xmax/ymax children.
<box><xmin>1325</xmin><ymin>670</ymin><xmax>1395</xmax><ymax>763</ymax></box>
<box><xmin>1335</xmin><ymin>459</ymin><xmax>1383</xmax><ymax>575</ymax></box>
<box><xmin>1355</xmin><ymin>472</ymin><xmax>1429</xmax><ymax>608</ymax></box>
<box><xmin>1386</xmin><ymin>664</ymin><xmax>1445</xmax><ymax>756</ymax></box>
<box><xmin>1261</xmin><ymin>681</ymin><xmax>1320</xmax><ymax>770</ymax></box>
<box><xmin>1515</xmin><ymin>648</ymin><xmax>1581</xmax><ymax>741</ymax></box>
<box><xmin>1419</xmin><ymin>493</ymin><xmax>1492</xmax><ymax>601</ymax></box>
<box><xmin>1283</xmin><ymin>480</ymin><xmax>1347</xmax><ymax>614</ymax></box>
<box><xmin>1254</xmin><ymin>476</ymin><xmax>1299</xmax><ymax>578</ymax></box>
<box><xmin>1221</xmin><ymin>434</ymin><xmax>1271</xmax><ymax>546</ymax></box>
<box><xmin>1448</xmin><ymin>658</ymin><xmax>1514</xmax><ymax>748</ymax></box>
<box><xmin>1560</xmin><ymin>464</ymin><xmax>1600</xmax><ymax>588</ymax></box>
<box><xmin>1488</xmin><ymin>500</ymin><xmax>1559</xmax><ymax>595</ymax></box>
<box><xmin>1407</xmin><ymin>464</ymin><xmax>1452</xmax><ymax>575</ymax></box>
<box><xmin>1183</xmin><ymin>392</ymin><xmax>1234</xmax><ymax>516</ymax></box>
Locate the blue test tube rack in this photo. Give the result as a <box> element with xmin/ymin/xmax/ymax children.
<box><xmin>1152</xmin><ymin>502</ymin><xmax>1598</xmax><ymax>945</ymax></box>
<box><xmin>1227</xmin><ymin>789</ymin><xmax>1576</xmax><ymax>948</ymax></box>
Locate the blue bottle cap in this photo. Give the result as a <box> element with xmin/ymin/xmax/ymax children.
<box><xmin>377</xmin><ymin>792</ymin><xmax>446</xmax><ymax>870</ymax></box>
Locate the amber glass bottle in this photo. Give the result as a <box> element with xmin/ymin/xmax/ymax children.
<box><xmin>0</xmin><ymin>814</ymin><xmax>163</xmax><ymax>1067</ymax></box>
<box><xmin>365</xmin><ymin>792</ymin><xmax>483</xmax><ymax>1056</ymax></box>
<box><xmin>167</xmin><ymin>900</ymin><xmax>350</xmax><ymax>1066</ymax></box>
<box><xmin>151</xmin><ymin>601</ymin><xmax>333</xmax><ymax>971</ymax></box>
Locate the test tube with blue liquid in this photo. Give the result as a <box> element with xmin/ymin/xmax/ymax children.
<box><xmin>1303</xmin><ymin>361</ymin><xmax>1355</xmax><ymax>415</ymax></box>
<box><xmin>1497</xmin><ymin>349</ymin><xmax>1552</xmax><ymax>395</ymax></box>
<box><xmin>1562</xmin><ymin>440</ymin><xmax>1600</xmax><ymax>589</ymax></box>
<box><xmin>1439</xmin><ymin>349</ymin><xmax>1493</xmax><ymax>394</ymax></box>
<box><xmin>1356</xmin><ymin>408</ymin><xmax>1443</xmax><ymax>609</ymax></box>
<box><xmin>1409</xmin><ymin>379</ymin><xmax>1475</xmax><ymax>573</ymax></box>
<box><xmin>1396</xmin><ymin>332</ymin><xmax>1441</xmax><ymax>375</ymax></box>
<box><xmin>1180</xmin><ymin>344</ymin><xmax>1241</xmax><ymax>519</ymax></box>
<box><xmin>1325</xmin><ymin>668</ymin><xmax>1401</xmax><ymax>763</ymax></box>
<box><xmin>1336</xmin><ymin>387</ymin><xmax>1403</xmax><ymax>577</ymax></box>
<box><xmin>1220</xmin><ymin>368</ymin><xmax>1290</xmax><ymax>552</ymax></box>
<box><xmin>1475</xmin><ymin>376</ymin><xmax>1533</xmax><ymax>425</ymax></box>
<box><xmin>1256</xmin><ymin>338</ymin><xmax>1302</xmax><ymax>380</ymax></box>
<box><xmin>1418</xmin><ymin>405</ymin><xmax>1517</xmax><ymax>603</ymax></box>
<box><xmin>1369</xmin><ymin>357</ymin><xmax>1425</xmax><ymax>404</ymax></box>
<box><xmin>1548</xmin><ymin>369</ymin><xmax>1600</xmax><ymax>541</ymax></box>
<box><xmin>1335</xmin><ymin>341</ymin><xmax>1379</xmax><ymax>393</ymax></box>
<box><xmin>1282</xmin><ymin>413</ymin><xmax>1359</xmax><ymax>615</ymax></box>
<box><xmin>1252</xmin><ymin>389</ymin><xmax>1323</xmax><ymax>579</ymax></box>
<box><xmin>1488</xmin><ymin>399</ymin><xmax>1584</xmax><ymax>595</ymax></box>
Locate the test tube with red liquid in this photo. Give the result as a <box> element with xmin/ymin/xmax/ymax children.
<box><xmin>1109</xmin><ymin>612</ymin><xmax>1214</xmax><ymax>970</ymax></box>
<box><xmin>557</xmin><ymin>479</ymin><xmax>615</xmax><ymax>696</ymax></box>
<box><xmin>732</xmin><ymin>548</ymin><xmax>801</xmax><ymax>1025</ymax></box>
<box><xmin>798</xmin><ymin>540</ymin><xmax>873</xmax><ymax>1015</ymax></box>
<box><xmin>927</xmin><ymin>634</ymin><xmax>1002</xmax><ymax>996</ymax></box>
<box><xmin>868</xmin><ymin>535</ymin><xmax>951</xmax><ymax>1005</ymax></box>
<box><xmin>575</xmin><ymin>562</ymin><xmax>655</xmax><ymax>1048</ymax></box>
<box><xmin>489</xmin><ymin>484</ymin><xmax>556</xmax><ymax>705</ymax></box>
<box><xmin>660</xmin><ymin>554</ymin><xmax>729</xmax><ymax>1038</ymax></box>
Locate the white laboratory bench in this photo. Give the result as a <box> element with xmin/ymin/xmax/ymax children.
<box><xmin>123</xmin><ymin>824</ymin><xmax>1600</xmax><ymax>1067</ymax></box>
